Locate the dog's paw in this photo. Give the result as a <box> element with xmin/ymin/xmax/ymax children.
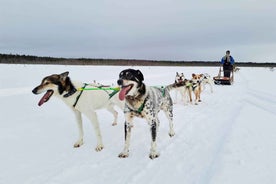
<box><xmin>149</xmin><ymin>152</ymin><xmax>160</xmax><ymax>159</ymax></box>
<box><xmin>169</xmin><ymin>131</ymin><xmax>175</xmax><ymax>137</ymax></box>
<box><xmin>95</xmin><ymin>144</ymin><xmax>104</xmax><ymax>152</ymax></box>
<box><xmin>118</xmin><ymin>152</ymin><xmax>129</xmax><ymax>158</ymax></box>
<box><xmin>73</xmin><ymin>139</ymin><xmax>84</xmax><ymax>148</ymax></box>
<box><xmin>112</xmin><ymin>122</ymin><xmax>117</xmax><ymax>126</ymax></box>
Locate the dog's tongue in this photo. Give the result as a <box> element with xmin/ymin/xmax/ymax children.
<box><xmin>119</xmin><ymin>86</ymin><xmax>131</xmax><ymax>101</ymax></box>
<box><xmin>38</xmin><ymin>91</ymin><xmax>52</xmax><ymax>106</ymax></box>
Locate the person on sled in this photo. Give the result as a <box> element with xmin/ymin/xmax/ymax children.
<box><xmin>221</xmin><ymin>50</ymin><xmax>235</xmax><ymax>77</ymax></box>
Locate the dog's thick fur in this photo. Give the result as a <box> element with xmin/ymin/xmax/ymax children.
<box><xmin>32</xmin><ymin>71</ymin><xmax>124</xmax><ymax>151</ymax></box>
<box><xmin>117</xmin><ymin>69</ymin><xmax>175</xmax><ymax>159</ymax></box>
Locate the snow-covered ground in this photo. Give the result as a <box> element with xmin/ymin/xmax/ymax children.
<box><xmin>0</xmin><ymin>64</ymin><xmax>275</xmax><ymax>184</ymax></box>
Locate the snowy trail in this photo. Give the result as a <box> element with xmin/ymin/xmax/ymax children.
<box><xmin>197</xmin><ymin>84</ymin><xmax>246</xmax><ymax>184</ymax></box>
<box><xmin>0</xmin><ymin>64</ymin><xmax>275</xmax><ymax>184</ymax></box>
<box><xmin>245</xmin><ymin>90</ymin><xmax>276</xmax><ymax>115</ymax></box>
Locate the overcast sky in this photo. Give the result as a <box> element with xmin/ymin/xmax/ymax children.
<box><xmin>1</xmin><ymin>0</ymin><xmax>276</xmax><ymax>62</ymax></box>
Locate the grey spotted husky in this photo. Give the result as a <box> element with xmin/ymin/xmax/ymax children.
<box><xmin>117</xmin><ymin>69</ymin><xmax>176</xmax><ymax>159</ymax></box>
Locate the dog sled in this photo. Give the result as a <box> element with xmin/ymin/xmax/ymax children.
<box><xmin>213</xmin><ymin>66</ymin><xmax>234</xmax><ymax>85</ymax></box>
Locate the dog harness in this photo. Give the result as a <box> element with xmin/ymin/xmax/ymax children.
<box><xmin>160</xmin><ymin>86</ymin><xmax>166</xmax><ymax>97</ymax></box>
<box><xmin>137</xmin><ymin>101</ymin><xmax>145</xmax><ymax>113</ymax></box>
<box><xmin>77</xmin><ymin>86</ymin><xmax>120</xmax><ymax>99</ymax></box>
<box><xmin>132</xmin><ymin>86</ymin><xmax>168</xmax><ymax>113</ymax></box>
<box><xmin>153</xmin><ymin>86</ymin><xmax>166</xmax><ymax>97</ymax></box>
<box><xmin>73</xmin><ymin>84</ymin><xmax>120</xmax><ymax>108</ymax></box>
<box><xmin>124</xmin><ymin>96</ymin><xmax>148</xmax><ymax>114</ymax></box>
<box><xmin>73</xmin><ymin>83</ymin><xmax>88</xmax><ymax>108</ymax></box>
<box><xmin>134</xmin><ymin>86</ymin><xmax>168</xmax><ymax>113</ymax></box>
<box><xmin>101</xmin><ymin>87</ymin><xmax>120</xmax><ymax>99</ymax></box>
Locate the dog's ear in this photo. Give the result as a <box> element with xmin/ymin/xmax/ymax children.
<box><xmin>138</xmin><ymin>83</ymin><xmax>146</xmax><ymax>95</ymax></box>
<box><xmin>136</xmin><ymin>70</ymin><xmax>144</xmax><ymax>82</ymax></box>
<box><xmin>60</xmin><ymin>71</ymin><xmax>69</xmax><ymax>79</ymax></box>
<box><xmin>192</xmin><ymin>73</ymin><xmax>195</xmax><ymax>77</ymax></box>
<box><xmin>119</xmin><ymin>71</ymin><xmax>124</xmax><ymax>78</ymax></box>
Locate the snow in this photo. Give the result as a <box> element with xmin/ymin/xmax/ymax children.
<box><xmin>0</xmin><ymin>64</ymin><xmax>275</xmax><ymax>184</ymax></box>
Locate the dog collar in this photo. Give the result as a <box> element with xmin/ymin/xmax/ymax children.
<box><xmin>63</xmin><ymin>88</ymin><xmax>77</xmax><ymax>98</ymax></box>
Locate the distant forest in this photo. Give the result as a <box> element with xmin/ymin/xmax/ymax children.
<box><xmin>1</xmin><ymin>53</ymin><xmax>275</xmax><ymax>67</ymax></box>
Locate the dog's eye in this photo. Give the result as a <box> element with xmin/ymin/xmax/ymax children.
<box><xmin>44</xmin><ymin>81</ymin><xmax>49</xmax><ymax>85</ymax></box>
<box><xmin>126</xmin><ymin>72</ymin><xmax>133</xmax><ymax>79</ymax></box>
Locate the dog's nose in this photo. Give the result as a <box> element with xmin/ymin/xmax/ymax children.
<box><xmin>32</xmin><ymin>88</ymin><xmax>37</xmax><ymax>94</ymax></box>
<box><xmin>117</xmin><ymin>79</ymin><xmax>123</xmax><ymax>86</ymax></box>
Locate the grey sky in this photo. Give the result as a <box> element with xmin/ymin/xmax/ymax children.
<box><xmin>1</xmin><ymin>0</ymin><xmax>276</xmax><ymax>62</ymax></box>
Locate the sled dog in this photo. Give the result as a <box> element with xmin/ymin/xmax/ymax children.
<box><xmin>191</xmin><ymin>73</ymin><xmax>203</xmax><ymax>105</ymax></box>
<box><xmin>174</xmin><ymin>72</ymin><xmax>193</xmax><ymax>104</ymax></box>
<box><xmin>200</xmin><ymin>73</ymin><xmax>213</xmax><ymax>93</ymax></box>
<box><xmin>117</xmin><ymin>69</ymin><xmax>175</xmax><ymax>159</ymax></box>
<box><xmin>175</xmin><ymin>72</ymin><xmax>185</xmax><ymax>84</ymax></box>
<box><xmin>32</xmin><ymin>71</ymin><xmax>124</xmax><ymax>151</ymax></box>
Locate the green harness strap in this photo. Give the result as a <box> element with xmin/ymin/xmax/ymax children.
<box><xmin>137</xmin><ymin>101</ymin><xmax>145</xmax><ymax>113</ymax></box>
<box><xmin>107</xmin><ymin>88</ymin><xmax>119</xmax><ymax>99</ymax></box>
<box><xmin>78</xmin><ymin>86</ymin><xmax>120</xmax><ymax>99</ymax></box>
<box><xmin>186</xmin><ymin>83</ymin><xmax>192</xmax><ymax>87</ymax></box>
<box><xmin>78</xmin><ymin>87</ymin><xmax>120</xmax><ymax>91</ymax></box>
<box><xmin>153</xmin><ymin>86</ymin><xmax>166</xmax><ymax>97</ymax></box>
<box><xmin>160</xmin><ymin>86</ymin><xmax>165</xmax><ymax>97</ymax></box>
<box><xmin>77</xmin><ymin>85</ymin><xmax>165</xmax><ymax>111</ymax></box>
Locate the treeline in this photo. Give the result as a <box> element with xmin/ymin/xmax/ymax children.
<box><xmin>0</xmin><ymin>53</ymin><xmax>275</xmax><ymax>67</ymax></box>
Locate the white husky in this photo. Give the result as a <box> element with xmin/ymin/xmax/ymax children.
<box><xmin>32</xmin><ymin>71</ymin><xmax>124</xmax><ymax>151</ymax></box>
<box><xmin>200</xmin><ymin>73</ymin><xmax>214</xmax><ymax>93</ymax></box>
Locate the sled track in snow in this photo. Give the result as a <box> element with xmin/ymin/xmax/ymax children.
<box><xmin>123</xmin><ymin>73</ymin><xmax>249</xmax><ymax>184</ymax></box>
<box><xmin>197</xmin><ymin>72</ymin><xmax>250</xmax><ymax>184</ymax></box>
<box><xmin>245</xmin><ymin>90</ymin><xmax>276</xmax><ymax>115</ymax></box>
